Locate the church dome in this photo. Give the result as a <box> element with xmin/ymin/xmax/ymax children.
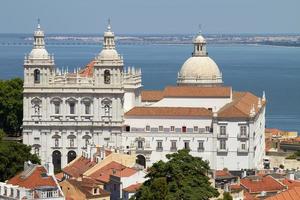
<box><xmin>179</xmin><ymin>56</ymin><xmax>221</xmax><ymax>79</ymax></box>
<box><xmin>98</xmin><ymin>49</ymin><xmax>119</xmax><ymax>60</ymax></box>
<box><xmin>29</xmin><ymin>48</ymin><xmax>49</xmax><ymax>59</ymax></box>
<box><xmin>177</xmin><ymin>32</ymin><xmax>223</xmax><ymax>86</ymax></box>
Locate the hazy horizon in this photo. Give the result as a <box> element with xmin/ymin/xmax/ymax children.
<box><xmin>0</xmin><ymin>0</ymin><xmax>299</xmax><ymax>34</ymax></box>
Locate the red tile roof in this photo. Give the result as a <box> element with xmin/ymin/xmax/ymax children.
<box><xmin>123</xmin><ymin>183</ymin><xmax>142</xmax><ymax>193</ymax></box>
<box><xmin>55</xmin><ymin>172</ymin><xmax>64</xmax><ymax>181</ymax></box>
<box><xmin>218</xmin><ymin>91</ymin><xmax>265</xmax><ymax>119</ymax></box>
<box><xmin>79</xmin><ymin>61</ymin><xmax>95</xmax><ymax>77</ymax></box>
<box><xmin>63</xmin><ymin>156</ymin><xmax>97</xmax><ymax>178</ymax></box>
<box><xmin>141</xmin><ymin>86</ymin><xmax>232</xmax><ymax>102</ymax></box>
<box><xmin>216</xmin><ymin>170</ymin><xmax>232</xmax><ymax>178</ymax></box>
<box><xmin>281</xmin><ymin>179</ymin><xmax>300</xmax><ymax>189</ymax></box>
<box><xmin>125</xmin><ymin>107</ymin><xmax>212</xmax><ymax>117</ymax></box>
<box><xmin>89</xmin><ymin>161</ymin><xmax>137</xmax><ymax>183</ymax></box>
<box><xmin>241</xmin><ymin>175</ymin><xmax>286</xmax><ymax>194</ymax></box>
<box><xmin>266</xmin><ymin>187</ymin><xmax>300</xmax><ymax>200</ymax></box>
<box><xmin>7</xmin><ymin>166</ymin><xmax>57</xmax><ymax>189</ymax></box>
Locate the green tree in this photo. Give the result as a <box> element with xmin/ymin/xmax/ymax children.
<box><xmin>222</xmin><ymin>192</ymin><xmax>233</xmax><ymax>200</ymax></box>
<box><xmin>0</xmin><ymin>78</ymin><xmax>23</xmax><ymax>136</ymax></box>
<box><xmin>0</xmin><ymin>141</ymin><xmax>40</xmax><ymax>181</ymax></box>
<box><xmin>0</xmin><ymin>129</ymin><xmax>5</xmax><ymax>141</ymax></box>
<box><xmin>132</xmin><ymin>149</ymin><xmax>219</xmax><ymax>200</ymax></box>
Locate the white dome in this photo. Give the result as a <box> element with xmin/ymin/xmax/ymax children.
<box><xmin>194</xmin><ymin>35</ymin><xmax>206</xmax><ymax>43</ymax></box>
<box><xmin>179</xmin><ymin>56</ymin><xmax>221</xmax><ymax>79</ymax></box>
<box><xmin>29</xmin><ymin>48</ymin><xmax>49</xmax><ymax>59</ymax></box>
<box><xmin>98</xmin><ymin>49</ymin><xmax>119</xmax><ymax>60</ymax></box>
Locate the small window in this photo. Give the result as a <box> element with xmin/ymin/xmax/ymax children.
<box><xmin>104</xmin><ymin>70</ymin><xmax>111</xmax><ymax>84</ymax></box>
<box><xmin>205</xmin><ymin>126</ymin><xmax>210</xmax><ymax>132</ymax></box>
<box><xmin>193</xmin><ymin>126</ymin><xmax>198</xmax><ymax>132</ymax></box>
<box><xmin>85</xmin><ymin>103</ymin><xmax>91</xmax><ymax>115</ymax></box>
<box><xmin>54</xmin><ymin>102</ymin><xmax>60</xmax><ymax>114</ymax></box>
<box><xmin>145</xmin><ymin>125</ymin><xmax>150</xmax><ymax>132</ymax></box>
<box><xmin>220</xmin><ymin>126</ymin><xmax>226</xmax><ymax>135</ymax></box>
<box><xmin>170</xmin><ymin>126</ymin><xmax>175</xmax><ymax>132</ymax></box>
<box><xmin>54</xmin><ymin>138</ymin><xmax>59</xmax><ymax>147</ymax></box>
<box><xmin>156</xmin><ymin>140</ymin><xmax>163</xmax><ymax>151</ymax></box>
<box><xmin>220</xmin><ymin>140</ymin><xmax>226</xmax><ymax>150</ymax></box>
<box><xmin>171</xmin><ymin>140</ymin><xmax>177</xmax><ymax>151</ymax></box>
<box><xmin>104</xmin><ymin>104</ymin><xmax>110</xmax><ymax>116</ymax></box>
<box><xmin>125</xmin><ymin>126</ymin><xmax>130</xmax><ymax>132</ymax></box>
<box><xmin>158</xmin><ymin>126</ymin><xmax>163</xmax><ymax>132</ymax></box>
<box><xmin>198</xmin><ymin>140</ymin><xmax>204</xmax><ymax>151</ymax></box>
<box><xmin>70</xmin><ymin>138</ymin><xmax>74</xmax><ymax>147</ymax></box>
<box><xmin>240</xmin><ymin>125</ymin><xmax>247</xmax><ymax>136</ymax></box>
<box><xmin>184</xmin><ymin>141</ymin><xmax>190</xmax><ymax>150</ymax></box>
<box><xmin>208</xmin><ymin>108</ymin><xmax>212</xmax><ymax>111</ymax></box>
<box><xmin>34</xmin><ymin>69</ymin><xmax>40</xmax><ymax>83</ymax></box>
<box><xmin>138</xmin><ymin>141</ymin><xmax>143</xmax><ymax>149</ymax></box>
<box><xmin>241</xmin><ymin>143</ymin><xmax>246</xmax><ymax>150</ymax></box>
<box><xmin>69</xmin><ymin>102</ymin><xmax>75</xmax><ymax>114</ymax></box>
<box><xmin>182</xmin><ymin>126</ymin><xmax>187</xmax><ymax>133</ymax></box>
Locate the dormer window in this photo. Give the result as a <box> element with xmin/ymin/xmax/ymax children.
<box><xmin>34</xmin><ymin>69</ymin><xmax>40</xmax><ymax>83</ymax></box>
<box><xmin>104</xmin><ymin>70</ymin><xmax>111</xmax><ymax>84</ymax></box>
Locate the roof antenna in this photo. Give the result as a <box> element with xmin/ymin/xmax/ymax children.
<box><xmin>37</xmin><ymin>18</ymin><xmax>41</xmax><ymax>29</ymax></box>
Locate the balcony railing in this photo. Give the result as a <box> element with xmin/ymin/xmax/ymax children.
<box><xmin>170</xmin><ymin>147</ymin><xmax>177</xmax><ymax>152</ymax></box>
<box><xmin>156</xmin><ymin>147</ymin><xmax>163</xmax><ymax>152</ymax></box>
<box><xmin>237</xmin><ymin>147</ymin><xmax>249</xmax><ymax>153</ymax></box>
<box><xmin>237</xmin><ymin>133</ymin><xmax>249</xmax><ymax>139</ymax></box>
<box><xmin>198</xmin><ymin>148</ymin><xmax>205</xmax><ymax>152</ymax></box>
<box><xmin>217</xmin><ymin>147</ymin><xmax>228</xmax><ymax>153</ymax></box>
<box><xmin>217</xmin><ymin>133</ymin><xmax>229</xmax><ymax>139</ymax></box>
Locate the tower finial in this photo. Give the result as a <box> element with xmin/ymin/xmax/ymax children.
<box><xmin>198</xmin><ymin>24</ymin><xmax>202</xmax><ymax>35</ymax></box>
<box><xmin>37</xmin><ymin>18</ymin><xmax>41</xmax><ymax>29</ymax></box>
<box><xmin>107</xmin><ymin>18</ymin><xmax>111</xmax><ymax>31</ymax></box>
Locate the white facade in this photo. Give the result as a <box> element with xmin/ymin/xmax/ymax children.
<box><xmin>23</xmin><ymin>21</ymin><xmax>265</xmax><ymax>171</ymax></box>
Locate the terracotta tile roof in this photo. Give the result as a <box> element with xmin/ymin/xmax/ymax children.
<box><xmin>7</xmin><ymin>166</ymin><xmax>57</xmax><ymax>189</ymax></box>
<box><xmin>55</xmin><ymin>172</ymin><xmax>64</xmax><ymax>181</ymax></box>
<box><xmin>79</xmin><ymin>61</ymin><xmax>95</xmax><ymax>77</ymax></box>
<box><xmin>218</xmin><ymin>91</ymin><xmax>265</xmax><ymax>119</ymax></box>
<box><xmin>63</xmin><ymin>156</ymin><xmax>97</xmax><ymax>178</ymax></box>
<box><xmin>141</xmin><ymin>86</ymin><xmax>232</xmax><ymax>102</ymax></box>
<box><xmin>89</xmin><ymin>161</ymin><xmax>137</xmax><ymax>183</ymax></box>
<box><xmin>125</xmin><ymin>107</ymin><xmax>212</xmax><ymax>117</ymax></box>
<box><xmin>141</xmin><ymin>90</ymin><xmax>164</xmax><ymax>102</ymax></box>
<box><xmin>123</xmin><ymin>183</ymin><xmax>142</xmax><ymax>193</ymax></box>
<box><xmin>244</xmin><ymin>190</ymin><xmax>259</xmax><ymax>200</ymax></box>
<box><xmin>67</xmin><ymin>178</ymin><xmax>110</xmax><ymax>198</ymax></box>
<box><xmin>281</xmin><ymin>179</ymin><xmax>300</xmax><ymax>189</ymax></box>
<box><xmin>266</xmin><ymin>187</ymin><xmax>300</xmax><ymax>200</ymax></box>
<box><xmin>241</xmin><ymin>175</ymin><xmax>286</xmax><ymax>194</ymax></box>
<box><xmin>216</xmin><ymin>170</ymin><xmax>233</xmax><ymax>178</ymax></box>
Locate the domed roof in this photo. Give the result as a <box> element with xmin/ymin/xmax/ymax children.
<box><xmin>179</xmin><ymin>56</ymin><xmax>221</xmax><ymax>79</ymax></box>
<box><xmin>98</xmin><ymin>49</ymin><xmax>119</xmax><ymax>60</ymax></box>
<box><xmin>29</xmin><ymin>48</ymin><xmax>49</xmax><ymax>59</ymax></box>
<box><xmin>193</xmin><ymin>35</ymin><xmax>206</xmax><ymax>44</ymax></box>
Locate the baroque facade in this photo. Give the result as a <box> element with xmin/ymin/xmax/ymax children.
<box><xmin>23</xmin><ymin>21</ymin><xmax>266</xmax><ymax>171</ymax></box>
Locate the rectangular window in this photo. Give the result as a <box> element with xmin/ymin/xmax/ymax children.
<box><xmin>54</xmin><ymin>103</ymin><xmax>60</xmax><ymax>114</ymax></box>
<box><xmin>70</xmin><ymin>139</ymin><xmax>74</xmax><ymax>147</ymax></box>
<box><xmin>198</xmin><ymin>140</ymin><xmax>204</xmax><ymax>151</ymax></box>
<box><xmin>220</xmin><ymin>126</ymin><xmax>226</xmax><ymax>135</ymax></box>
<box><xmin>158</xmin><ymin>126</ymin><xmax>163</xmax><ymax>132</ymax></box>
<box><xmin>145</xmin><ymin>125</ymin><xmax>150</xmax><ymax>132</ymax></box>
<box><xmin>125</xmin><ymin>126</ymin><xmax>130</xmax><ymax>132</ymax></box>
<box><xmin>205</xmin><ymin>126</ymin><xmax>211</xmax><ymax>132</ymax></box>
<box><xmin>138</xmin><ymin>141</ymin><xmax>143</xmax><ymax>149</ymax></box>
<box><xmin>171</xmin><ymin>140</ymin><xmax>177</xmax><ymax>151</ymax></box>
<box><xmin>182</xmin><ymin>126</ymin><xmax>187</xmax><ymax>133</ymax></box>
<box><xmin>55</xmin><ymin>139</ymin><xmax>59</xmax><ymax>147</ymax></box>
<box><xmin>240</xmin><ymin>125</ymin><xmax>247</xmax><ymax>136</ymax></box>
<box><xmin>69</xmin><ymin>102</ymin><xmax>75</xmax><ymax>114</ymax></box>
<box><xmin>85</xmin><ymin>103</ymin><xmax>90</xmax><ymax>114</ymax></box>
<box><xmin>220</xmin><ymin>140</ymin><xmax>226</xmax><ymax>150</ymax></box>
<box><xmin>170</xmin><ymin>126</ymin><xmax>175</xmax><ymax>132</ymax></box>
<box><xmin>193</xmin><ymin>126</ymin><xmax>199</xmax><ymax>133</ymax></box>
<box><xmin>241</xmin><ymin>143</ymin><xmax>246</xmax><ymax>150</ymax></box>
<box><xmin>184</xmin><ymin>141</ymin><xmax>190</xmax><ymax>150</ymax></box>
<box><xmin>156</xmin><ymin>140</ymin><xmax>163</xmax><ymax>151</ymax></box>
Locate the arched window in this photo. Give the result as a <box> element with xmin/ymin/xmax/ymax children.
<box><xmin>52</xmin><ymin>150</ymin><xmax>62</xmax><ymax>172</ymax></box>
<box><xmin>104</xmin><ymin>70</ymin><xmax>111</xmax><ymax>84</ymax></box>
<box><xmin>34</xmin><ymin>69</ymin><xmax>40</xmax><ymax>83</ymax></box>
<box><xmin>67</xmin><ymin>151</ymin><xmax>77</xmax><ymax>163</ymax></box>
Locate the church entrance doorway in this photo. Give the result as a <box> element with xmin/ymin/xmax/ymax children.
<box><xmin>52</xmin><ymin>150</ymin><xmax>61</xmax><ymax>172</ymax></box>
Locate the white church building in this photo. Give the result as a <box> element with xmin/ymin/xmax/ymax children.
<box><xmin>23</xmin><ymin>21</ymin><xmax>266</xmax><ymax>171</ymax></box>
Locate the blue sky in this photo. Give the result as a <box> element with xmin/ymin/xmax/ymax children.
<box><xmin>0</xmin><ymin>0</ymin><xmax>299</xmax><ymax>34</ymax></box>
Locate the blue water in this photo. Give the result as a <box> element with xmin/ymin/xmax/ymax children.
<box><xmin>0</xmin><ymin>36</ymin><xmax>300</xmax><ymax>133</ymax></box>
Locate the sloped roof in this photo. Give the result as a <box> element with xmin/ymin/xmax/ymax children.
<box><xmin>141</xmin><ymin>86</ymin><xmax>231</xmax><ymax>102</ymax></box>
<box><xmin>63</xmin><ymin>156</ymin><xmax>97</xmax><ymax>178</ymax></box>
<box><xmin>89</xmin><ymin>161</ymin><xmax>137</xmax><ymax>183</ymax></box>
<box><xmin>7</xmin><ymin>166</ymin><xmax>57</xmax><ymax>189</ymax></box>
<box><xmin>218</xmin><ymin>91</ymin><xmax>265</xmax><ymax>119</ymax></box>
<box><xmin>125</xmin><ymin>107</ymin><xmax>212</xmax><ymax>117</ymax></box>
<box><xmin>123</xmin><ymin>183</ymin><xmax>142</xmax><ymax>193</ymax></box>
<box><xmin>266</xmin><ymin>187</ymin><xmax>300</xmax><ymax>200</ymax></box>
<box><xmin>241</xmin><ymin>175</ymin><xmax>286</xmax><ymax>194</ymax></box>
<box><xmin>79</xmin><ymin>61</ymin><xmax>95</xmax><ymax>77</ymax></box>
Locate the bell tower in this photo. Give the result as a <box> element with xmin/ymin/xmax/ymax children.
<box><xmin>24</xmin><ymin>20</ymin><xmax>55</xmax><ymax>87</ymax></box>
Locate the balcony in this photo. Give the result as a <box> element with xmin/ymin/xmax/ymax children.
<box><xmin>170</xmin><ymin>147</ymin><xmax>177</xmax><ymax>152</ymax></box>
<box><xmin>217</xmin><ymin>133</ymin><xmax>228</xmax><ymax>139</ymax></box>
<box><xmin>237</xmin><ymin>147</ymin><xmax>249</xmax><ymax>153</ymax></box>
<box><xmin>237</xmin><ymin>133</ymin><xmax>249</xmax><ymax>139</ymax></box>
<box><xmin>156</xmin><ymin>147</ymin><xmax>163</xmax><ymax>152</ymax></box>
<box><xmin>217</xmin><ymin>147</ymin><xmax>228</xmax><ymax>153</ymax></box>
<box><xmin>197</xmin><ymin>148</ymin><xmax>205</xmax><ymax>152</ymax></box>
